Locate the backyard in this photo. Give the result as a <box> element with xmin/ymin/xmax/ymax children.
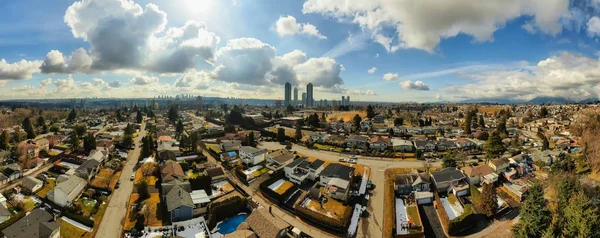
<box><xmin>134</xmin><ymin>163</ymin><xmax>159</xmax><ymax>185</ymax></box>
<box><xmin>60</xmin><ymin>218</ymin><xmax>93</xmax><ymax>238</ymax></box>
<box><xmin>36</xmin><ymin>178</ymin><xmax>55</xmax><ymax>198</ymax></box>
<box><xmin>75</xmin><ymin>197</ymin><xmax>97</xmax><ymax>217</ymax></box>
<box><xmin>267</xmin><ymin>179</ymin><xmax>294</xmax><ymax>195</ymax></box>
<box><xmin>90</xmin><ymin>169</ymin><xmax>114</xmax><ymax>189</ymax></box>
<box><xmin>383</xmin><ymin>168</ymin><xmax>414</xmax><ymax>238</ymax></box>
<box><xmin>302</xmin><ymin>188</ymin><xmax>351</xmax><ymax>221</ymax></box>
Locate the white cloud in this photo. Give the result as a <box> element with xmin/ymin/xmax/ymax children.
<box><xmin>587</xmin><ymin>16</ymin><xmax>600</xmax><ymax>37</ymax></box>
<box><xmin>60</xmin><ymin>0</ymin><xmax>219</xmax><ymax>73</ymax></box>
<box><xmin>40</xmin><ymin>48</ymin><xmax>92</xmax><ymax>74</ymax></box>
<box><xmin>91</xmin><ymin>78</ymin><xmax>111</xmax><ymax>89</ymax></box>
<box><xmin>109</xmin><ymin>80</ymin><xmax>122</xmax><ymax>88</ymax></box>
<box><xmin>368</xmin><ymin>67</ymin><xmax>377</xmax><ymax>74</ymax></box>
<box><xmin>54</xmin><ymin>76</ymin><xmax>77</xmax><ymax>93</ymax></box>
<box><xmin>383</xmin><ymin>73</ymin><xmax>398</xmax><ymax>81</ymax></box>
<box><xmin>39</xmin><ymin>78</ymin><xmax>52</xmax><ymax>87</ymax></box>
<box><xmin>400</xmin><ymin>80</ymin><xmax>430</xmax><ymax>90</ymax></box>
<box><xmin>275</xmin><ymin>15</ymin><xmax>326</xmax><ymax>39</ymax></box>
<box><xmin>303</xmin><ymin>0</ymin><xmax>570</xmax><ymax>53</ymax></box>
<box><xmin>130</xmin><ymin>75</ymin><xmax>159</xmax><ymax>85</ymax></box>
<box><xmin>13</xmin><ymin>85</ymin><xmax>34</xmax><ymax>92</ymax></box>
<box><xmin>0</xmin><ymin>59</ymin><xmax>42</xmax><ymax>80</ymax></box>
<box><xmin>175</xmin><ymin>69</ymin><xmax>214</xmax><ymax>87</ymax></box>
<box><xmin>442</xmin><ymin>51</ymin><xmax>600</xmax><ymax>101</ymax></box>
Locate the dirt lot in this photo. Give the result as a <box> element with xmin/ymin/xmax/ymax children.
<box><xmin>478</xmin><ymin>106</ymin><xmax>506</xmax><ymax>115</ymax></box>
<box><xmin>327</xmin><ymin>110</ymin><xmax>366</xmax><ymax>122</ymax></box>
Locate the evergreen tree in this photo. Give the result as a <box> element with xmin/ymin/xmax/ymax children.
<box><xmin>294</xmin><ymin>124</ymin><xmax>302</xmax><ymax>141</ymax></box>
<box><xmin>394</xmin><ymin>117</ymin><xmax>404</xmax><ymax>126</ymax></box>
<box><xmin>0</xmin><ymin>131</ymin><xmax>10</xmax><ymax>150</ymax></box>
<box><xmin>479</xmin><ymin>115</ymin><xmax>485</xmax><ymax>128</ymax></box>
<box><xmin>22</xmin><ymin>117</ymin><xmax>36</xmax><ymax>139</ymax></box>
<box><xmin>83</xmin><ymin>132</ymin><xmax>96</xmax><ymax>154</ymax></box>
<box><xmin>136</xmin><ymin>110</ymin><xmax>143</xmax><ymax>123</ymax></box>
<box><xmin>485</xmin><ymin>131</ymin><xmax>505</xmax><ymax>162</ymax></box>
<box><xmin>563</xmin><ymin>192</ymin><xmax>600</xmax><ymax>237</ymax></box>
<box><xmin>190</xmin><ymin>131</ymin><xmax>201</xmax><ymax>151</ymax></box>
<box><xmin>366</xmin><ymin>105</ymin><xmax>375</xmax><ymax>119</ymax></box>
<box><xmin>539</xmin><ymin>106</ymin><xmax>549</xmax><ymax>118</ymax></box>
<box><xmin>442</xmin><ymin>157</ymin><xmax>457</xmax><ymax>168</ymax></box>
<box><xmin>176</xmin><ymin>120</ymin><xmax>184</xmax><ymax>135</ymax></box>
<box><xmin>480</xmin><ymin>183</ymin><xmax>498</xmax><ymax>217</ymax></box>
<box><xmin>74</xmin><ymin>123</ymin><xmax>87</xmax><ymax>136</ymax></box>
<box><xmin>137</xmin><ymin>180</ymin><xmax>149</xmax><ymax>200</ymax></box>
<box><xmin>140</xmin><ymin>136</ymin><xmax>151</xmax><ymax>159</ymax></box>
<box><xmin>277</xmin><ymin>128</ymin><xmax>286</xmax><ymax>142</ymax></box>
<box><xmin>69</xmin><ymin>131</ymin><xmax>81</xmax><ymax>149</ymax></box>
<box><xmin>224</xmin><ymin>123</ymin><xmax>235</xmax><ymax>133</ymax></box>
<box><xmin>124</xmin><ymin>123</ymin><xmax>135</xmax><ymax>135</ymax></box>
<box><xmin>464</xmin><ymin>112</ymin><xmax>472</xmax><ymax>135</ymax></box>
<box><xmin>246</xmin><ymin>131</ymin><xmax>256</xmax><ymax>147</ymax></box>
<box><xmin>180</xmin><ymin>134</ymin><xmax>189</xmax><ymax>150</ymax></box>
<box><xmin>512</xmin><ymin>183</ymin><xmax>551</xmax><ymax>238</ymax></box>
<box><xmin>67</xmin><ymin>109</ymin><xmax>77</xmax><ymax>122</ymax></box>
<box><xmin>168</xmin><ymin>106</ymin><xmax>178</xmax><ymax>123</ymax></box>
<box><xmin>122</xmin><ymin>134</ymin><xmax>134</xmax><ymax>149</ymax></box>
<box><xmin>496</xmin><ymin>116</ymin><xmax>508</xmax><ymax>137</ymax></box>
<box><xmin>37</xmin><ymin>115</ymin><xmax>46</xmax><ymax>127</ymax></box>
<box><xmin>352</xmin><ymin>114</ymin><xmax>362</xmax><ymax>128</ymax></box>
<box><xmin>49</xmin><ymin>125</ymin><xmax>60</xmax><ymax>133</ymax></box>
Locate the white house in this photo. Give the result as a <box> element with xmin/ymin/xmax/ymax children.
<box><xmin>392</xmin><ymin>139</ymin><xmax>414</xmax><ymax>152</ymax></box>
<box><xmin>48</xmin><ymin>175</ymin><xmax>87</xmax><ymax>207</ymax></box>
<box><xmin>284</xmin><ymin>157</ymin><xmax>325</xmax><ymax>184</ymax></box>
<box><xmin>239</xmin><ymin>146</ymin><xmax>267</xmax><ymax>165</ymax></box>
<box><xmin>21</xmin><ymin>176</ymin><xmax>43</xmax><ymax>193</ymax></box>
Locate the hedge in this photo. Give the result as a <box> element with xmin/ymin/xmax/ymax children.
<box><xmin>0</xmin><ymin>211</ymin><xmax>25</xmax><ymax>235</ymax></box>
<box><xmin>62</xmin><ymin>211</ymin><xmax>95</xmax><ymax>228</ymax></box>
<box><xmin>207</xmin><ymin>196</ymin><xmax>248</xmax><ymax>229</ymax></box>
<box><xmin>293</xmin><ymin>193</ymin><xmax>352</xmax><ymax>231</ymax></box>
<box><xmin>448</xmin><ymin>204</ymin><xmax>474</xmax><ymax>235</ymax></box>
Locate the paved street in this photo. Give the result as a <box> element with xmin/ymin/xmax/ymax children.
<box><xmin>96</xmin><ymin>122</ymin><xmax>146</xmax><ymax>238</ymax></box>
<box><xmin>258</xmin><ymin>142</ymin><xmax>443</xmax><ymax>238</ymax></box>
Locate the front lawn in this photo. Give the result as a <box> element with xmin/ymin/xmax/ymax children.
<box><xmin>75</xmin><ymin>198</ymin><xmax>97</xmax><ymax>217</ymax></box>
<box><xmin>60</xmin><ymin>218</ymin><xmax>92</xmax><ymax>238</ymax></box>
<box><xmin>90</xmin><ymin>169</ymin><xmax>114</xmax><ymax>189</ymax></box>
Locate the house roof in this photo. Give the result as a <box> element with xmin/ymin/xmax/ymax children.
<box><xmin>246</xmin><ymin>208</ymin><xmax>290</xmax><ymax>238</ymax></box>
<box><xmin>162</xmin><ymin>180</ymin><xmax>191</xmax><ymax>195</ymax></box>
<box><xmin>348</xmin><ymin>135</ymin><xmax>369</xmax><ymax>141</ymax></box>
<box><xmin>206</xmin><ymin>167</ymin><xmax>224</xmax><ymax>178</ymax></box>
<box><xmin>160</xmin><ymin>161</ymin><xmax>185</xmax><ymax>182</ymax></box>
<box><xmin>75</xmin><ymin>159</ymin><xmax>100</xmax><ymax>177</ymax></box>
<box><xmin>268</xmin><ymin>150</ymin><xmax>295</xmax><ymax>164</ymax></box>
<box><xmin>165</xmin><ymin>184</ymin><xmax>194</xmax><ymax>211</ymax></box>
<box><xmin>2</xmin><ymin>209</ymin><xmax>59</xmax><ymax>238</ymax></box>
<box><xmin>490</xmin><ymin>158</ymin><xmax>510</xmax><ymax>167</ymax></box>
<box><xmin>369</xmin><ymin>136</ymin><xmax>391</xmax><ymax>144</ymax></box>
<box><xmin>462</xmin><ymin>164</ymin><xmax>495</xmax><ymax>177</ymax></box>
<box><xmin>239</xmin><ymin>146</ymin><xmax>266</xmax><ymax>155</ymax></box>
<box><xmin>158</xmin><ymin>150</ymin><xmax>177</xmax><ymax>161</ymax></box>
<box><xmin>222</xmin><ymin>230</ymin><xmax>257</xmax><ymax>238</ymax></box>
<box><xmin>53</xmin><ymin>175</ymin><xmax>87</xmax><ymax>202</ymax></box>
<box><xmin>0</xmin><ymin>203</ymin><xmax>11</xmax><ymax>216</ymax></box>
<box><xmin>320</xmin><ymin>163</ymin><xmax>355</xmax><ymax>181</ymax></box>
<box><xmin>327</xmin><ymin>177</ymin><xmax>350</xmax><ymax>189</ymax></box>
<box><xmin>21</xmin><ymin>176</ymin><xmax>43</xmax><ymax>191</ymax></box>
<box><xmin>190</xmin><ymin>190</ymin><xmax>210</xmax><ymax>204</ymax></box>
<box><xmin>430</xmin><ymin>168</ymin><xmax>466</xmax><ymax>183</ymax></box>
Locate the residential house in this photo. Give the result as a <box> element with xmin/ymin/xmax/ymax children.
<box><xmin>158</xmin><ymin>150</ymin><xmax>177</xmax><ymax>161</ymax></box>
<box><xmin>21</xmin><ymin>176</ymin><xmax>43</xmax><ymax>193</ymax></box>
<box><xmin>161</xmin><ymin>161</ymin><xmax>185</xmax><ymax>183</ymax></box>
<box><xmin>246</xmin><ymin>208</ymin><xmax>290</xmax><ymax>238</ymax></box>
<box><xmin>325</xmin><ymin>135</ymin><xmax>347</xmax><ymax>146</ymax></box>
<box><xmin>359</xmin><ymin>119</ymin><xmax>372</xmax><ymax>130</ymax></box>
<box><xmin>488</xmin><ymin>158</ymin><xmax>510</xmax><ymax>173</ymax></box>
<box><xmin>372</xmin><ymin>115</ymin><xmax>385</xmax><ymax>124</ymax></box>
<box><xmin>239</xmin><ymin>147</ymin><xmax>267</xmax><ymax>166</ymax></box>
<box><xmin>369</xmin><ymin>136</ymin><xmax>391</xmax><ymax>151</ymax></box>
<box><xmin>34</xmin><ymin>138</ymin><xmax>49</xmax><ymax>152</ymax></box>
<box><xmin>413</xmin><ymin>140</ymin><xmax>436</xmax><ymax>152</ymax></box>
<box><xmin>326</xmin><ymin>178</ymin><xmax>351</xmax><ymax>202</ymax></box>
<box><xmin>220</xmin><ymin>151</ymin><xmax>239</xmax><ymax>164</ymax></box>
<box><xmin>430</xmin><ymin>168</ymin><xmax>468</xmax><ymax>196</ymax></box>
<box><xmin>96</xmin><ymin>139</ymin><xmax>114</xmax><ymax>151</ymax></box>
<box><xmin>2</xmin><ymin>165</ymin><xmax>21</xmax><ymax>182</ymax></box>
<box><xmin>190</xmin><ymin>190</ymin><xmax>211</xmax><ymax>216</ymax></box>
<box><xmin>319</xmin><ymin>163</ymin><xmax>355</xmax><ymax>188</ymax></box>
<box><xmin>220</xmin><ymin>140</ymin><xmax>241</xmax><ymax>152</ymax></box>
<box><xmin>265</xmin><ymin>150</ymin><xmax>295</xmax><ymax>171</ymax></box>
<box><xmin>392</xmin><ymin>139</ymin><xmax>414</xmax><ymax>152</ymax></box>
<box><xmin>280</xmin><ymin>116</ymin><xmax>303</xmax><ymax>127</ymax></box>
<box><xmin>158</xmin><ymin>141</ymin><xmax>181</xmax><ymax>156</ymax></box>
<box><xmin>0</xmin><ymin>205</ymin><xmax>9</xmax><ymax>223</ymax></box>
<box><xmin>48</xmin><ymin>175</ymin><xmax>87</xmax><ymax>207</ymax></box>
<box><xmin>206</xmin><ymin>167</ymin><xmax>225</xmax><ymax>182</ymax></box>
<box><xmin>436</xmin><ymin>140</ymin><xmax>457</xmax><ymax>151</ymax></box>
<box><xmin>284</xmin><ymin>157</ymin><xmax>325</xmax><ymax>184</ymax></box>
<box><xmin>394</xmin><ymin>171</ymin><xmax>430</xmax><ymax>195</ymax></box>
<box><xmin>1</xmin><ymin>209</ymin><xmax>59</xmax><ymax>238</ymax></box>
<box><xmin>461</xmin><ymin>164</ymin><xmax>497</xmax><ymax>185</ymax></box>
<box><xmin>87</xmin><ymin>149</ymin><xmax>108</xmax><ymax>163</ymax></box>
<box><xmin>347</xmin><ymin>135</ymin><xmax>369</xmax><ymax>150</ymax></box>
<box><xmin>455</xmin><ymin>138</ymin><xmax>476</xmax><ymax>150</ymax></box>
<box><xmin>308</xmin><ymin>132</ymin><xmax>328</xmax><ymax>143</ymax></box>
<box><xmin>75</xmin><ymin>159</ymin><xmax>101</xmax><ymax>181</ymax></box>
<box><xmin>162</xmin><ymin>180</ymin><xmax>193</xmax><ymax>222</ymax></box>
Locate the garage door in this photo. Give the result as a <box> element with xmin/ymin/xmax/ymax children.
<box><xmin>455</xmin><ymin>189</ymin><xmax>469</xmax><ymax>197</ymax></box>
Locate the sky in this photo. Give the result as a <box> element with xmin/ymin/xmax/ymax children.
<box><xmin>3</xmin><ymin>0</ymin><xmax>600</xmax><ymax>102</ymax></box>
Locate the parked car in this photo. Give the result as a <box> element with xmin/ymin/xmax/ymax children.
<box><xmin>130</xmin><ymin>174</ymin><xmax>135</xmax><ymax>181</ymax></box>
<box><xmin>348</xmin><ymin>159</ymin><xmax>357</xmax><ymax>164</ymax></box>
<box><xmin>338</xmin><ymin>158</ymin><xmax>347</xmax><ymax>162</ymax></box>
<box><xmin>115</xmin><ymin>181</ymin><xmax>120</xmax><ymax>189</ymax></box>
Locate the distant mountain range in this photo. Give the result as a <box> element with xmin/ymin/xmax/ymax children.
<box><xmin>457</xmin><ymin>96</ymin><xmax>600</xmax><ymax>104</ymax></box>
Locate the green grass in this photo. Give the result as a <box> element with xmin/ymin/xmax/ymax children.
<box><xmin>406</xmin><ymin>206</ymin><xmax>421</xmax><ymax>227</ymax></box>
<box><xmin>23</xmin><ymin>198</ymin><xmax>36</xmax><ymax>212</ymax></box>
<box><xmin>448</xmin><ymin>194</ymin><xmax>458</xmax><ymax>205</ymax></box>
<box><xmin>259</xmin><ymin>168</ymin><xmax>269</xmax><ymax>174</ymax></box>
<box><xmin>76</xmin><ymin>198</ymin><xmax>97</xmax><ymax>217</ymax></box>
<box><xmin>314</xmin><ymin>143</ymin><xmax>333</xmax><ymax>150</ymax></box>
<box><xmin>470</xmin><ymin>185</ymin><xmax>481</xmax><ymax>205</ymax></box>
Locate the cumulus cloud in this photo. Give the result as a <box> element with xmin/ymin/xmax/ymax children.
<box><xmin>130</xmin><ymin>75</ymin><xmax>159</xmax><ymax>85</ymax></box>
<box><xmin>39</xmin><ymin>78</ymin><xmax>52</xmax><ymax>87</ymax></box>
<box><xmin>109</xmin><ymin>80</ymin><xmax>122</xmax><ymax>88</ymax></box>
<box><xmin>383</xmin><ymin>73</ymin><xmax>398</xmax><ymax>81</ymax></box>
<box><xmin>212</xmin><ymin>38</ymin><xmax>344</xmax><ymax>89</ymax></box>
<box><xmin>400</xmin><ymin>80</ymin><xmax>430</xmax><ymax>90</ymax></box>
<box><xmin>58</xmin><ymin>0</ymin><xmax>219</xmax><ymax>73</ymax></box>
<box><xmin>175</xmin><ymin>69</ymin><xmax>214</xmax><ymax>87</ymax></box>
<box><xmin>276</xmin><ymin>15</ymin><xmax>326</xmax><ymax>39</ymax></box>
<box><xmin>303</xmin><ymin>0</ymin><xmax>570</xmax><ymax>52</ymax></box>
<box><xmin>442</xmin><ymin>51</ymin><xmax>600</xmax><ymax>101</ymax></box>
<box><xmin>368</xmin><ymin>67</ymin><xmax>377</xmax><ymax>74</ymax></box>
<box><xmin>91</xmin><ymin>78</ymin><xmax>111</xmax><ymax>90</ymax></box>
<box><xmin>40</xmin><ymin>48</ymin><xmax>92</xmax><ymax>74</ymax></box>
<box><xmin>587</xmin><ymin>16</ymin><xmax>600</xmax><ymax>37</ymax></box>
<box><xmin>0</xmin><ymin>59</ymin><xmax>42</xmax><ymax>80</ymax></box>
<box><xmin>54</xmin><ymin>76</ymin><xmax>77</xmax><ymax>93</ymax></box>
<box><xmin>13</xmin><ymin>85</ymin><xmax>35</xmax><ymax>92</ymax></box>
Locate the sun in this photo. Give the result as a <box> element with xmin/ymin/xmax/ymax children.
<box><xmin>180</xmin><ymin>0</ymin><xmax>219</xmax><ymax>19</ymax></box>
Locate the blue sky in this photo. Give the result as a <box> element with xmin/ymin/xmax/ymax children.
<box><xmin>2</xmin><ymin>0</ymin><xmax>600</xmax><ymax>102</ymax></box>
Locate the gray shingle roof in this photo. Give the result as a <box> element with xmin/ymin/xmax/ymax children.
<box><xmin>165</xmin><ymin>185</ymin><xmax>194</xmax><ymax>211</ymax></box>
<box><xmin>2</xmin><ymin>209</ymin><xmax>59</xmax><ymax>238</ymax></box>
<box><xmin>320</xmin><ymin>163</ymin><xmax>355</xmax><ymax>181</ymax></box>
<box><xmin>430</xmin><ymin>168</ymin><xmax>465</xmax><ymax>183</ymax></box>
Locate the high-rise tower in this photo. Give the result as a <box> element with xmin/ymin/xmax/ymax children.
<box><xmin>284</xmin><ymin>82</ymin><xmax>292</xmax><ymax>106</ymax></box>
<box><xmin>306</xmin><ymin>83</ymin><xmax>314</xmax><ymax>107</ymax></box>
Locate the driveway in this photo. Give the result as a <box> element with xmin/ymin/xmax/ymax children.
<box><xmin>420</xmin><ymin>205</ymin><xmax>447</xmax><ymax>238</ymax></box>
<box><xmin>96</xmin><ymin>122</ymin><xmax>146</xmax><ymax>238</ymax></box>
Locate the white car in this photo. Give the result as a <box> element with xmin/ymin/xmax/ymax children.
<box><xmin>348</xmin><ymin>159</ymin><xmax>357</xmax><ymax>164</ymax></box>
<box><xmin>130</xmin><ymin>174</ymin><xmax>135</xmax><ymax>181</ymax></box>
<box><xmin>338</xmin><ymin>158</ymin><xmax>347</xmax><ymax>162</ymax></box>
